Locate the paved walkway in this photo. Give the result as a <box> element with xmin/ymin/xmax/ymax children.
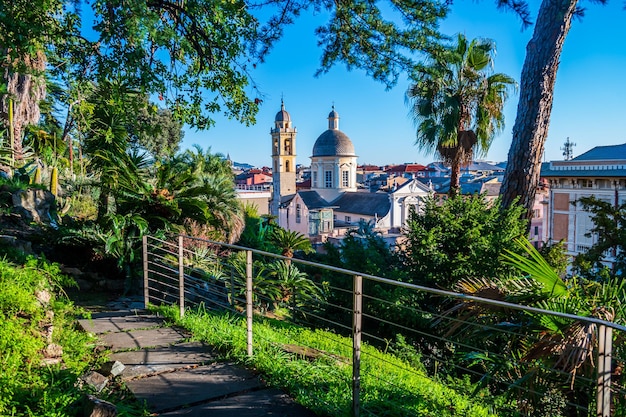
<box><xmin>78</xmin><ymin>309</ymin><xmax>317</xmax><ymax>416</ymax></box>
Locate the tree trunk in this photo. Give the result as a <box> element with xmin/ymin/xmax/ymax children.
<box><xmin>1</xmin><ymin>50</ymin><xmax>47</xmax><ymax>160</ymax></box>
<box><xmin>449</xmin><ymin>160</ymin><xmax>461</xmax><ymax>196</ymax></box>
<box><xmin>500</xmin><ymin>0</ymin><xmax>578</xmax><ymax>218</ymax></box>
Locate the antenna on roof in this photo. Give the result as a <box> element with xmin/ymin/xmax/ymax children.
<box><xmin>561</xmin><ymin>137</ymin><xmax>576</xmax><ymax>160</ymax></box>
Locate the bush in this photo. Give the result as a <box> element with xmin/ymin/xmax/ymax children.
<box><xmin>403</xmin><ymin>195</ymin><xmax>528</xmax><ymax>289</ymax></box>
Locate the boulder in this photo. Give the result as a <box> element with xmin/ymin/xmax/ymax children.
<box><xmin>81</xmin><ymin>371</ymin><xmax>109</xmax><ymax>393</ymax></box>
<box><xmin>84</xmin><ymin>395</ymin><xmax>117</xmax><ymax>417</ymax></box>
<box><xmin>0</xmin><ymin>234</ymin><xmax>33</xmax><ymax>254</ymax></box>
<box><xmin>12</xmin><ymin>188</ymin><xmax>56</xmax><ymax>224</ymax></box>
<box><xmin>98</xmin><ymin>361</ymin><xmax>125</xmax><ymax>377</ymax></box>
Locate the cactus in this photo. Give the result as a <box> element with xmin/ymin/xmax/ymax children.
<box><xmin>33</xmin><ymin>167</ymin><xmax>41</xmax><ymax>184</ymax></box>
<box><xmin>50</xmin><ymin>166</ymin><xmax>58</xmax><ymax>196</ymax></box>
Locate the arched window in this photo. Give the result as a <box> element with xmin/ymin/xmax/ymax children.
<box><xmin>286</xmin><ymin>160</ymin><xmax>290</xmax><ymax>172</ymax></box>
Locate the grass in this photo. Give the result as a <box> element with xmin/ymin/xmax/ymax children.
<box><xmin>153</xmin><ymin>304</ymin><xmax>501</xmax><ymax>417</ymax></box>
<box><xmin>0</xmin><ymin>256</ymin><xmax>149</xmax><ymax>417</ymax></box>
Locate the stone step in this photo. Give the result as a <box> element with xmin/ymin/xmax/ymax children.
<box><xmin>125</xmin><ymin>363</ymin><xmax>264</xmax><ymax>413</ymax></box>
<box><xmin>101</xmin><ymin>327</ymin><xmax>189</xmax><ymax>351</ymax></box>
<box><xmin>108</xmin><ymin>342</ymin><xmax>217</xmax><ymax>380</ymax></box>
<box><xmin>159</xmin><ymin>387</ymin><xmax>317</xmax><ymax>417</ymax></box>
<box><xmin>78</xmin><ymin>314</ymin><xmax>164</xmax><ymax>334</ymax></box>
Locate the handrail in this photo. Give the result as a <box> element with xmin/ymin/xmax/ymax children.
<box><xmin>147</xmin><ymin>234</ymin><xmax>626</xmax><ymax>333</ymax></box>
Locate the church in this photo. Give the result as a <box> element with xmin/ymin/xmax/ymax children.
<box><xmin>270</xmin><ymin>102</ymin><xmax>431</xmax><ymax>242</ymax></box>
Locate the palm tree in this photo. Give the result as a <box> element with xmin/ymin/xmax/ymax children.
<box><xmin>406</xmin><ymin>34</ymin><xmax>516</xmax><ymax>195</ymax></box>
<box><xmin>269</xmin><ymin>228</ymin><xmax>314</xmax><ymax>263</ymax></box>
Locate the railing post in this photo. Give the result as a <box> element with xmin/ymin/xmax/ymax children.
<box><xmin>230</xmin><ymin>266</ymin><xmax>235</xmax><ymax>307</ymax></box>
<box><xmin>597</xmin><ymin>324</ymin><xmax>612</xmax><ymax>417</ymax></box>
<box><xmin>178</xmin><ymin>235</ymin><xmax>185</xmax><ymax>318</ymax></box>
<box><xmin>352</xmin><ymin>274</ymin><xmax>363</xmax><ymax>417</ymax></box>
<box><xmin>142</xmin><ymin>235</ymin><xmax>148</xmax><ymax>309</ymax></box>
<box><xmin>246</xmin><ymin>250</ymin><xmax>253</xmax><ymax>357</ymax></box>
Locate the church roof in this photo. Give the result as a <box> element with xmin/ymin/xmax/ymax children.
<box><xmin>331</xmin><ymin>192</ymin><xmax>391</xmax><ymax>217</ymax></box>
<box><xmin>298</xmin><ymin>190</ymin><xmax>329</xmax><ymax>210</ymax></box>
<box><xmin>312</xmin><ymin>129</ymin><xmax>355</xmax><ymax>157</ymax></box>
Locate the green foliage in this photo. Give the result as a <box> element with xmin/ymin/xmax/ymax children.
<box><xmin>537</xmin><ymin>240</ymin><xmax>569</xmax><ymax>278</ymax></box>
<box><xmin>155</xmin><ymin>305</ymin><xmax>499</xmax><ymax>417</ymax></box>
<box><xmin>501</xmin><ymin>238</ymin><xmax>568</xmax><ymax>297</ymax></box>
<box><xmin>573</xmin><ymin>195</ymin><xmax>626</xmax><ymax>277</ymax></box>
<box><xmin>403</xmin><ymin>195</ymin><xmax>528</xmax><ymax>289</ymax></box>
<box><xmin>129</xmin><ymin>103</ymin><xmax>184</xmax><ymax>160</ymax></box>
<box><xmin>237</xmin><ymin>206</ymin><xmax>275</xmax><ymax>251</ymax></box>
<box><xmin>3</xmin><ymin>0</ymin><xmax>450</xmax><ymax>140</ymax></box>
<box><xmin>269</xmin><ymin>228</ymin><xmax>313</xmax><ymax>258</ymax></box>
<box><xmin>266</xmin><ymin>260</ymin><xmax>324</xmax><ymax>310</ymax></box>
<box><xmin>227</xmin><ymin>251</ymin><xmax>281</xmax><ymax>311</ymax></box>
<box><xmin>0</xmin><ymin>258</ymin><xmax>85</xmax><ymax>415</ymax></box>
<box><xmin>406</xmin><ymin>34</ymin><xmax>516</xmax><ymax>192</ymax></box>
<box><xmin>446</xmin><ymin>238</ymin><xmax>626</xmax><ymax>416</ymax></box>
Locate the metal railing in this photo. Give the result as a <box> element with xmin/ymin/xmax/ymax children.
<box><xmin>142</xmin><ymin>234</ymin><xmax>626</xmax><ymax>417</ymax></box>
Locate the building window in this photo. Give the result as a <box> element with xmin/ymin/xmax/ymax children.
<box><xmin>312</xmin><ymin>171</ymin><xmax>317</xmax><ymax>188</ymax></box>
<box><xmin>345</xmin><ymin>216</ymin><xmax>351</xmax><ymax>223</ymax></box>
<box><xmin>285</xmin><ymin>160</ymin><xmax>290</xmax><ymax>172</ymax></box>
<box><xmin>325</xmin><ymin>170</ymin><xmax>333</xmax><ymax>188</ymax></box>
<box><xmin>342</xmin><ymin>170</ymin><xmax>349</xmax><ymax>187</ymax></box>
<box><xmin>533</xmin><ymin>209</ymin><xmax>540</xmax><ymax>218</ymax></box>
<box><xmin>296</xmin><ymin>204</ymin><xmax>301</xmax><ymax>223</ymax></box>
<box><xmin>534</xmin><ymin>226</ymin><xmax>539</xmax><ymax>236</ymax></box>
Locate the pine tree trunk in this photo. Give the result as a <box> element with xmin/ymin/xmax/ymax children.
<box><xmin>500</xmin><ymin>0</ymin><xmax>578</xmax><ymax>217</ymax></box>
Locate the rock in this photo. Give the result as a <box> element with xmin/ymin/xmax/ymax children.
<box><xmin>44</xmin><ymin>343</ymin><xmax>63</xmax><ymax>358</ymax></box>
<box><xmin>42</xmin><ymin>324</ymin><xmax>54</xmax><ymax>342</ymax></box>
<box><xmin>35</xmin><ymin>289</ymin><xmax>51</xmax><ymax>305</ymax></box>
<box><xmin>75</xmin><ymin>278</ymin><xmax>94</xmax><ymax>291</ymax></box>
<box><xmin>0</xmin><ymin>234</ymin><xmax>33</xmax><ymax>254</ymax></box>
<box><xmin>41</xmin><ymin>357</ymin><xmax>62</xmax><ymax>366</ymax></box>
<box><xmin>98</xmin><ymin>361</ymin><xmax>125</xmax><ymax>377</ymax></box>
<box><xmin>60</xmin><ymin>266</ymin><xmax>84</xmax><ymax>278</ymax></box>
<box><xmin>84</xmin><ymin>395</ymin><xmax>117</xmax><ymax>417</ymax></box>
<box><xmin>81</xmin><ymin>371</ymin><xmax>109</xmax><ymax>393</ymax></box>
<box><xmin>12</xmin><ymin>188</ymin><xmax>56</xmax><ymax>224</ymax></box>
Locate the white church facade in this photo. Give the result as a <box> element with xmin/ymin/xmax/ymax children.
<box><xmin>270</xmin><ymin>103</ymin><xmax>431</xmax><ymax>242</ymax></box>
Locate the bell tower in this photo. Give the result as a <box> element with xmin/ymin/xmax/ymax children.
<box><xmin>271</xmin><ymin>100</ymin><xmax>297</xmax><ymax>217</ymax></box>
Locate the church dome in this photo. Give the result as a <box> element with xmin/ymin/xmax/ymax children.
<box><xmin>312</xmin><ymin>106</ymin><xmax>355</xmax><ymax>157</ymax></box>
<box><xmin>312</xmin><ymin>129</ymin><xmax>355</xmax><ymax>157</ymax></box>
<box><xmin>275</xmin><ymin>101</ymin><xmax>290</xmax><ymax>122</ymax></box>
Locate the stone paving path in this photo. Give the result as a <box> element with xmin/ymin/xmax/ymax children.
<box><xmin>78</xmin><ymin>310</ymin><xmax>317</xmax><ymax>416</ymax></box>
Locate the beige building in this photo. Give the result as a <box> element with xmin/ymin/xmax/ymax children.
<box><xmin>541</xmin><ymin>143</ymin><xmax>626</xmax><ymax>263</ymax></box>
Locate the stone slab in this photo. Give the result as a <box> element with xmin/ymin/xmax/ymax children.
<box><xmin>78</xmin><ymin>315</ymin><xmax>164</xmax><ymax>334</ymax></box>
<box><xmin>160</xmin><ymin>388</ymin><xmax>317</xmax><ymax>417</ymax></box>
<box><xmin>101</xmin><ymin>327</ymin><xmax>188</xmax><ymax>351</ymax></box>
<box><xmin>108</xmin><ymin>342</ymin><xmax>217</xmax><ymax>379</ymax></box>
<box><xmin>125</xmin><ymin>363</ymin><xmax>263</xmax><ymax>412</ymax></box>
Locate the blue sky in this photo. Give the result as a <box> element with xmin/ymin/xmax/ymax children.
<box><xmin>181</xmin><ymin>1</ymin><xmax>626</xmax><ymax>168</ymax></box>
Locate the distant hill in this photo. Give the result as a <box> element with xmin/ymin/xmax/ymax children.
<box><xmin>233</xmin><ymin>161</ymin><xmax>255</xmax><ymax>170</ymax></box>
